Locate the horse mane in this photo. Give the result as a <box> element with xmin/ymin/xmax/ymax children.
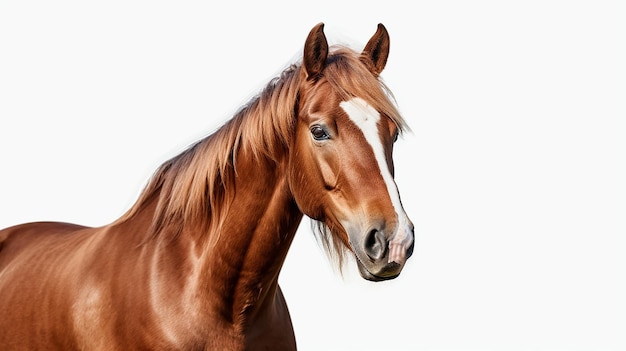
<box><xmin>114</xmin><ymin>61</ymin><xmax>301</xmax><ymax>240</ymax></box>
<box><xmin>115</xmin><ymin>45</ymin><xmax>408</xmax><ymax>263</ymax></box>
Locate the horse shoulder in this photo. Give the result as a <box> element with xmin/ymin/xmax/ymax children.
<box><xmin>0</xmin><ymin>222</ymin><xmax>95</xmax><ymax>349</ymax></box>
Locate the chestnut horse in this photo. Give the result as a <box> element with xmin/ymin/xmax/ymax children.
<box><xmin>0</xmin><ymin>23</ymin><xmax>414</xmax><ymax>350</ymax></box>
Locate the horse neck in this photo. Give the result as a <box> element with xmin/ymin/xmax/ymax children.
<box><xmin>208</xmin><ymin>152</ymin><xmax>302</xmax><ymax>323</ymax></box>
<box><xmin>138</xmin><ymin>148</ymin><xmax>302</xmax><ymax>330</ymax></box>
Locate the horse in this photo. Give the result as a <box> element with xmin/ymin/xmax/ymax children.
<box><xmin>0</xmin><ymin>23</ymin><xmax>414</xmax><ymax>350</ymax></box>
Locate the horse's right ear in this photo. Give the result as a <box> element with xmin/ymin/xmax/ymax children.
<box><xmin>303</xmin><ymin>22</ymin><xmax>328</xmax><ymax>80</ymax></box>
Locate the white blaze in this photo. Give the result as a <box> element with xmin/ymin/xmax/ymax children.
<box><xmin>340</xmin><ymin>97</ymin><xmax>413</xmax><ymax>263</ymax></box>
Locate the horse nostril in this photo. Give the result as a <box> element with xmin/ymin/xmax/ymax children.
<box><xmin>364</xmin><ymin>229</ymin><xmax>387</xmax><ymax>261</ymax></box>
<box><xmin>406</xmin><ymin>239</ymin><xmax>415</xmax><ymax>258</ymax></box>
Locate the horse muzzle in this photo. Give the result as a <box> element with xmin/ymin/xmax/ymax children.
<box><xmin>350</xmin><ymin>225</ymin><xmax>414</xmax><ymax>282</ymax></box>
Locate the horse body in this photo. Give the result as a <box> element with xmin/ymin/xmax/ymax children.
<box><xmin>0</xmin><ymin>23</ymin><xmax>414</xmax><ymax>350</ymax></box>
<box><xmin>0</xmin><ymin>152</ymin><xmax>299</xmax><ymax>350</ymax></box>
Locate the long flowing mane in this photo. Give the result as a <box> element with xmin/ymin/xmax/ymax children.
<box><xmin>115</xmin><ymin>46</ymin><xmax>408</xmax><ymax>256</ymax></box>
<box><xmin>0</xmin><ymin>23</ymin><xmax>416</xmax><ymax>350</ymax></box>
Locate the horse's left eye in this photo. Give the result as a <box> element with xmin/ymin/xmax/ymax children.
<box><xmin>310</xmin><ymin>125</ymin><xmax>330</xmax><ymax>141</ymax></box>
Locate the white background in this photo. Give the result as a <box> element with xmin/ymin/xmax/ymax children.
<box><xmin>1</xmin><ymin>1</ymin><xmax>624</xmax><ymax>350</ymax></box>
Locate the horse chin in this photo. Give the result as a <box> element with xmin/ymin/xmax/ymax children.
<box><xmin>354</xmin><ymin>256</ymin><xmax>402</xmax><ymax>282</ymax></box>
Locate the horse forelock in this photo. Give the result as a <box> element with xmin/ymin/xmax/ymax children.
<box><xmin>324</xmin><ymin>46</ymin><xmax>408</xmax><ymax>134</ymax></box>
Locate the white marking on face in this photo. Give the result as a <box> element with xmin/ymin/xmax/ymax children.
<box><xmin>339</xmin><ymin>97</ymin><xmax>413</xmax><ymax>263</ymax></box>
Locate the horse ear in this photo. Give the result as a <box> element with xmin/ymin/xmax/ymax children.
<box><xmin>361</xmin><ymin>23</ymin><xmax>390</xmax><ymax>76</ymax></box>
<box><xmin>303</xmin><ymin>22</ymin><xmax>329</xmax><ymax>80</ymax></box>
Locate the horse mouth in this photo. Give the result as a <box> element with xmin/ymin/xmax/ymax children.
<box><xmin>354</xmin><ymin>254</ymin><xmax>402</xmax><ymax>282</ymax></box>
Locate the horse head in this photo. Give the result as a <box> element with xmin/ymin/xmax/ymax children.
<box><xmin>288</xmin><ymin>23</ymin><xmax>414</xmax><ymax>281</ymax></box>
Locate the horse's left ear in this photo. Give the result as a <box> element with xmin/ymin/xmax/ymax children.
<box><xmin>361</xmin><ymin>23</ymin><xmax>390</xmax><ymax>76</ymax></box>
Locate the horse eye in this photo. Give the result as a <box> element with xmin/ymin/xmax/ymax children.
<box><xmin>310</xmin><ymin>125</ymin><xmax>330</xmax><ymax>141</ymax></box>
